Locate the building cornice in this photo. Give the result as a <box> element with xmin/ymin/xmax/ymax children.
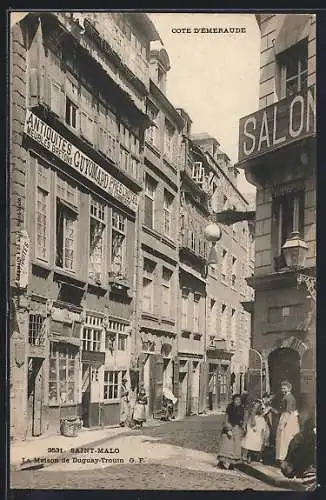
<box><xmin>246</xmin><ymin>266</ymin><xmax>316</xmax><ymax>292</ymax></box>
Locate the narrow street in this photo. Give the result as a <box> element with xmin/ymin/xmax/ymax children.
<box><xmin>11</xmin><ymin>414</ymin><xmax>283</xmax><ymax>490</ymax></box>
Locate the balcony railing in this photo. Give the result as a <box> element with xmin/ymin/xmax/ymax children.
<box><xmin>180</xmin><ymin>229</ymin><xmax>207</xmax><ymax>260</ymax></box>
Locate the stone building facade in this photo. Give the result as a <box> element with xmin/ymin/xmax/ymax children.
<box><xmin>10</xmin><ymin>12</ymin><xmax>256</xmax><ymax>441</ymax></box>
<box><xmin>237</xmin><ymin>14</ymin><xmax>316</xmax><ymax>411</ymax></box>
<box><xmin>10</xmin><ymin>12</ymin><xmax>160</xmax><ymax>439</ymax></box>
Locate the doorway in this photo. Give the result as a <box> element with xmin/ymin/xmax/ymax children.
<box><xmin>268</xmin><ymin>347</ymin><xmax>301</xmax><ymax>404</ymax></box>
<box><xmin>218</xmin><ymin>364</ymin><xmax>229</xmax><ymax>408</ymax></box>
<box><xmin>191</xmin><ymin>361</ymin><xmax>200</xmax><ymax>414</ymax></box>
<box><xmin>27</xmin><ymin>357</ymin><xmax>43</xmax><ymax>437</ymax></box>
<box><xmin>178</xmin><ymin>371</ymin><xmax>188</xmax><ymax>418</ymax></box>
<box><xmin>81</xmin><ymin>364</ymin><xmax>91</xmax><ymax>427</ymax></box>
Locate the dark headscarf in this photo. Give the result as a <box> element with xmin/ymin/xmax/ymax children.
<box><xmin>226</xmin><ymin>394</ymin><xmax>245</xmax><ymax>427</ymax></box>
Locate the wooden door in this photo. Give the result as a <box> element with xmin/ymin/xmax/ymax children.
<box><xmin>27</xmin><ymin>358</ymin><xmax>43</xmax><ymax>437</ymax></box>
<box><xmin>149</xmin><ymin>354</ymin><xmax>163</xmax><ymax>416</ymax></box>
<box><xmin>198</xmin><ymin>361</ymin><xmax>207</xmax><ymax>414</ymax></box>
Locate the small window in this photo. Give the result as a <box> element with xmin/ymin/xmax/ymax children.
<box><xmin>65</xmin><ymin>98</ymin><xmax>78</xmax><ymax>129</ymax></box>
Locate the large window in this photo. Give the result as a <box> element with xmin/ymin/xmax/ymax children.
<box><xmin>111</xmin><ymin>209</ymin><xmax>127</xmax><ymax>276</ymax></box>
<box><xmin>80</xmin><ymin>86</ymin><xmax>95</xmax><ymax>144</ymax></box>
<box><xmin>209</xmin><ymin>298</ymin><xmax>217</xmax><ymax>336</ymax></box>
<box><xmin>279</xmin><ymin>40</ymin><xmax>308</xmax><ymax>99</ymax></box>
<box><xmin>273</xmin><ymin>190</ymin><xmax>305</xmax><ymax>267</ymax></box>
<box><xmin>144</xmin><ymin>175</ymin><xmax>156</xmax><ymax>229</ymax></box>
<box><xmin>221</xmin><ymin>304</ymin><xmax>227</xmax><ymax>339</ymax></box>
<box><xmin>192</xmin><ymin>162</ymin><xmax>204</xmax><ymax>187</ymax></box>
<box><xmin>28</xmin><ymin>314</ymin><xmax>46</xmax><ymax>346</ymax></box>
<box><xmin>163</xmin><ymin>190</ymin><xmax>173</xmax><ymax>237</ymax></box>
<box><xmin>142</xmin><ymin>258</ymin><xmax>156</xmax><ymax>314</ymax></box>
<box><xmin>231</xmin><ymin>308</ymin><xmax>236</xmax><ymax>344</ymax></box>
<box><xmin>81</xmin><ymin>315</ymin><xmax>104</xmax><ymax>352</ymax></box>
<box><xmin>48</xmin><ymin>342</ymin><xmax>78</xmax><ymax>405</ymax></box>
<box><xmin>103</xmin><ymin>370</ymin><xmax>119</xmax><ymax>400</ymax></box>
<box><xmin>89</xmin><ymin>198</ymin><xmax>106</xmax><ymax>283</ymax></box>
<box><xmin>161</xmin><ymin>267</ymin><xmax>173</xmax><ymax>319</ymax></box>
<box><xmin>105</xmin><ymin>319</ymin><xmax>129</xmax><ymax>352</ymax></box>
<box><xmin>56</xmin><ymin>175</ymin><xmax>79</xmax><ymax>271</ymax></box>
<box><xmin>231</xmin><ymin>256</ymin><xmax>237</xmax><ymax>286</ymax></box>
<box><xmin>36</xmin><ymin>162</ymin><xmax>50</xmax><ymax>262</ymax></box>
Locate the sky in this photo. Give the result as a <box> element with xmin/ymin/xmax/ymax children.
<box><xmin>148</xmin><ymin>13</ymin><xmax>260</xmax><ymax>195</ymax></box>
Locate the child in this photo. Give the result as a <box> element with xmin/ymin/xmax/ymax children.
<box><xmin>242</xmin><ymin>400</ymin><xmax>268</xmax><ymax>463</ymax></box>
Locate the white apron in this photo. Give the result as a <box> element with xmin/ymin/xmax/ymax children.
<box><xmin>276</xmin><ymin>410</ymin><xmax>300</xmax><ymax>461</ymax></box>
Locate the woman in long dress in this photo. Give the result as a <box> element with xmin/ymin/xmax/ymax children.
<box><xmin>132</xmin><ymin>387</ymin><xmax>148</xmax><ymax>429</ymax></box>
<box><xmin>242</xmin><ymin>400</ymin><xmax>268</xmax><ymax>463</ymax></box>
<box><xmin>275</xmin><ymin>380</ymin><xmax>300</xmax><ymax>466</ymax></box>
<box><xmin>119</xmin><ymin>377</ymin><xmax>130</xmax><ymax>427</ymax></box>
<box><xmin>217</xmin><ymin>394</ymin><xmax>245</xmax><ymax>470</ymax></box>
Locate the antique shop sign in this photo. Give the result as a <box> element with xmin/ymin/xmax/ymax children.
<box><xmin>24</xmin><ymin>110</ymin><xmax>139</xmax><ymax>212</ymax></box>
<box><xmin>238</xmin><ymin>84</ymin><xmax>316</xmax><ymax>163</ymax></box>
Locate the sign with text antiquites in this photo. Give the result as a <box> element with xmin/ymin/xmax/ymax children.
<box><xmin>238</xmin><ymin>84</ymin><xmax>316</xmax><ymax>163</ymax></box>
<box><xmin>24</xmin><ymin>110</ymin><xmax>139</xmax><ymax>212</ymax></box>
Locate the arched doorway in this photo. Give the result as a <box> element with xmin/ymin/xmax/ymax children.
<box><xmin>268</xmin><ymin>348</ymin><xmax>301</xmax><ymax>404</ymax></box>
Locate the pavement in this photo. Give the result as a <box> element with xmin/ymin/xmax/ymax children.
<box><xmin>10</xmin><ymin>413</ymin><xmax>316</xmax><ymax>491</ymax></box>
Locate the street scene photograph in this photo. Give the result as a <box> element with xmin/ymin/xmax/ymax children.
<box><xmin>9</xmin><ymin>11</ymin><xmax>316</xmax><ymax>491</ymax></box>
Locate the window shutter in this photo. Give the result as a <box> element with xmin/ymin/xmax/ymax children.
<box><xmin>198</xmin><ymin>361</ymin><xmax>208</xmax><ymax>414</ymax></box>
<box><xmin>149</xmin><ymin>354</ymin><xmax>163</xmax><ymax>415</ymax></box>
<box><xmin>50</xmin><ymin>82</ymin><xmax>63</xmax><ymax>117</ymax></box>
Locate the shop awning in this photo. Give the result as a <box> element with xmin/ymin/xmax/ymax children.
<box><xmin>275</xmin><ymin>14</ymin><xmax>311</xmax><ymax>55</ymax></box>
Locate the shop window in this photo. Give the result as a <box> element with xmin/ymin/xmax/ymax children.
<box><xmin>278</xmin><ymin>40</ymin><xmax>308</xmax><ymax>99</ymax></box>
<box><xmin>111</xmin><ymin>209</ymin><xmax>127</xmax><ymax>277</ymax></box>
<box><xmin>163</xmin><ymin>190</ymin><xmax>173</xmax><ymax>237</ymax></box>
<box><xmin>144</xmin><ymin>174</ymin><xmax>156</xmax><ymax>229</ymax></box>
<box><xmin>103</xmin><ymin>370</ymin><xmax>120</xmax><ymax>400</ymax></box>
<box><xmin>273</xmin><ymin>190</ymin><xmax>304</xmax><ymax>269</ymax></box>
<box><xmin>48</xmin><ymin>342</ymin><xmax>78</xmax><ymax>405</ymax></box>
<box><xmin>89</xmin><ymin>198</ymin><xmax>106</xmax><ymax>283</ymax></box>
<box><xmin>81</xmin><ymin>314</ymin><xmax>103</xmax><ymax>351</ymax></box>
<box><xmin>36</xmin><ymin>162</ymin><xmax>50</xmax><ymax>262</ymax></box>
<box><xmin>161</xmin><ymin>267</ymin><xmax>173</xmax><ymax>319</ymax></box>
<box><xmin>28</xmin><ymin>314</ymin><xmax>46</xmax><ymax>346</ymax></box>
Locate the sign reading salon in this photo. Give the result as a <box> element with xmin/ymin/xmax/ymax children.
<box><xmin>24</xmin><ymin>110</ymin><xmax>139</xmax><ymax>212</ymax></box>
<box><xmin>238</xmin><ymin>84</ymin><xmax>316</xmax><ymax>164</ymax></box>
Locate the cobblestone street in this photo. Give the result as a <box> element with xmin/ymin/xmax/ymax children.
<box><xmin>11</xmin><ymin>415</ymin><xmax>282</xmax><ymax>490</ymax></box>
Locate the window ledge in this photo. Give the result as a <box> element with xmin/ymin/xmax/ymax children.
<box><xmin>103</xmin><ymin>400</ymin><xmax>120</xmax><ymax>405</ymax></box>
<box><xmin>163</xmin><ymin>155</ymin><xmax>177</xmax><ymax>173</ymax></box>
<box><xmin>141</xmin><ymin>312</ymin><xmax>159</xmax><ymax>322</ymax></box>
<box><xmin>142</xmin><ymin>224</ymin><xmax>161</xmax><ymax>240</ymax></box>
<box><xmin>32</xmin><ymin>260</ymin><xmax>52</xmax><ymax>274</ymax></box>
<box><xmin>48</xmin><ymin>402</ymin><xmax>79</xmax><ymax>408</ymax></box>
<box><xmin>161</xmin><ymin>317</ymin><xmax>175</xmax><ymax>326</ymax></box>
<box><xmin>53</xmin><ymin>269</ymin><xmax>87</xmax><ymax>289</ymax></box>
<box><xmin>145</xmin><ymin>141</ymin><xmax>161</xmax><ymax>157</ymax></box>
<box><xmin>161</xmin><ymin>235</ymin><xmax>177</xmax><ymax>249</ymax></box>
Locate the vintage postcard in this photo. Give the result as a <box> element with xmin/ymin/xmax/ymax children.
<box><xmin>9</xmin><ymin>10</ymin><xmax>316</xmax><ymax>491</ymax></box>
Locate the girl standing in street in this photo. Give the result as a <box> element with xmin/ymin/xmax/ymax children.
<box><xmin>242</xmin><ymin>400</ymin><xmax>268</xmax><ymax>463</ymax></box>
<box><xmin>132</xmin><ymin>386</ymin><xmax>148</xmax><ymax>429</ymax></box>
<box><xmin>217</xmin><ymin>394</ymin><xmax>245</xmax><ymax>470</ymax></box>
<box><xmin>275</xmin><ymin>380</ymin><xmax>300</xmax><ymax>466</ymax></box>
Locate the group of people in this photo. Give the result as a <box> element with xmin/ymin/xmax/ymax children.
<box><xmin>119</xmin><ymin>377</ymin><xmax>177</xmax><ymax>429</ymax></box>
<box><xmin>120</xmin><ymin>377</ymin><xmax>148</xmax><ymax>429</ymax></box>
<box><xmin>217</xmin><ymin>380</ymin><xmax>316</xmax><ymax>479</ymax></box>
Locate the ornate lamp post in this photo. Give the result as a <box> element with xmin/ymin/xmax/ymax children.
<box><xmin>281</xmin><ymin>231</ymin><xmax>316</xmax><ymax>301</ymax></box>
<box><xmin>204</xmin><ymin>222</ymin><xmax>222</xmax><ymax>265</ymax></box>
